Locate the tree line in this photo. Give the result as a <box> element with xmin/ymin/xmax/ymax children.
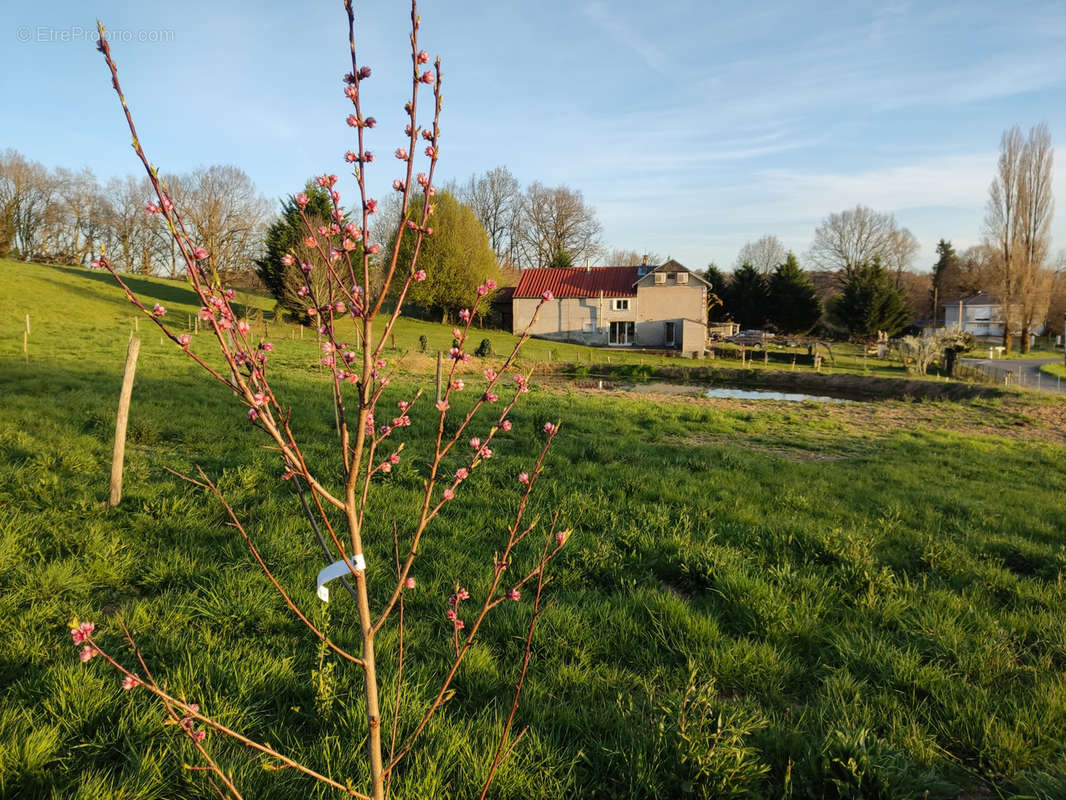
<box><xmin>0</xmin><ymin>149</ymin><xmax>270</xmax><ymax>283</ymax></box>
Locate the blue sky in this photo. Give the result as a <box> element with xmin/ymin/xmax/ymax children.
<box><xmin>4</xmin><ymin>1</ymin><xmax>1066</xmax><ymax>272</ymax></box>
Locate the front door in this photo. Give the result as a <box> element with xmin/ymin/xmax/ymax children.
<box><xmin>609</xmin><ymin>321</ymin><xmax>634</xmax><ymax>345</ymax></box>
<box><xmin>664</xmin><ymin>321</ymin><xmax>676</xmax><ymax>347</ymax></box>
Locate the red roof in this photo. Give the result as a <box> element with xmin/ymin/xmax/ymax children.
<box><xmin>513</xmin><ymin>266</ymin><xmax>639</xmax><ymax>299</ymax></box>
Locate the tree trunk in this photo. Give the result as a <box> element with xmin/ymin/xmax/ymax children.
<box><xmin>1020</xmin><ymin>324</ymin><xmax>1031</xmax><ymax>354</ymax></box>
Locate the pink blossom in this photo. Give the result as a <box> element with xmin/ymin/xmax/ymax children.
<box><xmin>501</xmin><ymin>420</ymin><xmax>512</xmax><ymax>431</ymax></box>
<box><xmin>420</xmin><ymin>70</ymin><xmax>435</xmax><ymax>84</ymax></box>
<box><xmin>198</xmin><ymin>307</ymin><xmax>212</xmax><ymax>321</ymax></box>
<box><xmin>367</xmin><ymin>243</ymin><xmax>381</xmax><ymax>255</ymax></box>
<box><xmin>366</xmin><ymin>198</ymin><xmax>378</xmax><ymax>214</ymax></box>
<box><xmin>462</xmin><ymin>353</ymin><xmax>472</xmax><ymax>363</ymax></box>
<box><xmin>144</xmin><ymin>203</ymin><xmax>159</xmax><ymax>215</ymax></box>
<box><xmin>297</xmin><ymin>285</ymin><xmax>309</xmax><ymax>298</ymax></box>
<box><xmin>556</xmin><ymin>530</ymin><xmax>569</xmax><ymax>545</ymax></box>
<box><xmin>71</xmin><ymin>621</ymin><xmax>94</xmax><ymax>644</ymax></box>
<box><xmin>343</xmin><ymin>237</ymin><xmax>358</xmax><ymax>252</ymax></box>
<box><xmin>457</xmin><ymin>588</ymin><xmax>470</xmax><ymax>601</ymax></box>
<box><xmin>395</xmin><ymin>148</ymin><xmax>408</xmax><ymax>160</ymax></box>
<box><xmin>344</xmin><ymin>222</ymin><xmax>359</xmax><ymax>237</ymax></box>
<box><xmin>389</xmin><ymin>453</ymin><xmax>401</xmax><ymax>465</ymax></box>
<box><xmin>452</xmin><ymin>328</ymin><xmax>462</xmax><ymax>338</ymax></box>
<box><xmin>479</xmin><ymin>446</ymin><xmax>493</xmax><ymax>459</ymax></box>
<box><xmin>79</xmin><ymin>645</ymin><xmax>96</xmax><ymax>663</ymax></box>
<box><xmin>435</xmin><ymin>399</ymin><xmax>449</xmax><ymax>412</ymax></box>
<box><xmin>458</xmin><ymin>309</ymin><xmax>471</xmax><ymax>321</ymax></box>
<box><xmin>507</xmin><ymin>588</ymin><xmax>521</xmax><ymax>602</ymax></box>
<box><xmin>405</xmin><ymin>124</ymin><xmax>413</xmax><ymax>137</ymax></box>
<box><xmin>334</xmin><ymin>301</ymin><xmax>346</xmax><ymax>313</ymax></box>
<box><xmin>393</xmin><ymin>179</ymin><xmax>406</xmax><ymax>192</ymax></box>
<box><xmin>423</xmin><ymin>129</ymin><xmax>435</xmax><ymax>142</ymax></box>
<box><xmin>301</xmin><ymin>261</ymin><xmax>313</xmax><ymax>273</ymax></box>
<box><xmin>477</xmin><ymin>284</ymin><xmax>489</xmax><ymax>297</ymax></box>
<box><xmin>417</xmin><ymin>172</ymin><xmax>429</xmax><ymax>187</ymax></box>
<box><xmin>452</xmin><ymin>379</ymin><xmax>464</xmax><ymax>391</ymax></box>
<box><xmin>152</xmin><ymin>303</ymin><xmax>166</xmax><ymax>317</ymax></box>
<box><xmin>455</xmin><ymin>467</ymin><xmax>469</xmax><ymax>480</ymax></box>
<box><xmin>449</xmin><ymin>347</ymin><xmax>461</xmax><ymax>360</ymax></box>
<box><xmin>177</xmin><ymin>334</ymin><xmax>191</xmax><ymax>347</ymax></box>
<box><xmin>281</xmin><ymin>254</ymin><xmax>294</xmax><ymax>266</ymax></box>
<box><xmin>121</xmin><ymin>675</ymin><xmax>140</xmax><ymax>690</ymax></box>
<box><xmin>358</xmin><ymin>66</ymin><xmax>372</xmax><ymax>79</ymax></box>
<box><xmin>346</xmin><ymin>114</ymin><xmax>359</xmax><ymax>127</ymax></box>
<box><xmin>404</xmin><ymin>576</ymin><xmax>417</xmax><ymax>589</ymax></box>
<box><xmin>454</xmin><ymin>619</ymin><xmax>465</xmax><ymax>630</ymax></box>
<box><xmin>442</xmin><ymin>488</ymin><xmax>454</xmax><ymax>501</ymax></box>
<box><xmin>248</xmin><ymin>408</ymin><xmax>259</xmax><ymax>421</ymax></box>
<box><xmin>469</xmin><ymin>437</ymin><xmax>481</xmax><ymax>450</ymax></box>
<box><xmin>417</xmin><ymin>50</ymin><xmax>430</xmax><ymax>64</ymax></box>
<box><xmin>365</xmin><ymin>117</ymin><xmax>377</xmax><ymax>128</ymax></box>
<box><xmin>541</xmin><ymin>290</ymin><xmax>553</xmax><ymax>301</ymax></box>
<box><xmin>321</xmin><ymin>355</ymin><xmax>335</xmax><ymax>367</ymax></box>
<box><xmin>193</xmin><ymin>247</ymin><xmax>209</xmax><ymax>261</ymax></box>
<box><xmin>344</xmin><ymin>85</ymin><xmax>358</xmax><ymax>100</ymax></box>
<box><xmin>364</xmin><ymin>151</ymin><xmax>375</xmax><ymax>163</ymax></box>
<box><xmin>485</xmin><ymin>280</ymin><xmax>498</xmax><ymax>290</ymax></box>
<box><xmin>484</xmin><ymin>369</ymin><xmax>498</xmax><ymax>381</ymax></box>
<box><xmin>343</xmin><ymin>350</ymin><xmax>356</xmax><ymax>363</ymax></box>
<box><xmin>518</xmin><ymin>472</ymin><xmax>530</xmax><ymax>484</ymax></box>
<box><xmin>414</xmin><ymin>269</ymin><xmax>427</xmax><ymax>282</ymax></box>
<box><xmin>295</xmin><ymin>192</ymin><xmax>309</xmax><ymax>208</ymax></box>
<box><xmin>381</xmin><ymin>463</ymin><xmax>392</xmax><ymax>474</ymax></box>
<box><xmin>224</xmin><ymin>288</ymin><xmax>236</xmax><ymax>300</ymax></box>
<box><xmin>425</xmin><ymin>145</ymin><xmax>437</xmax><ymax>158</ymax></box>
<box><xmin>317</xmin><ymin>225</ymin><xmax>330</xmax><ymax>236</ymax></box>
<box><xmin>446</xmin><ymin>608</ymin><xmax>457</xmax><ymax>621</ymax></box>
<box><xmin>543</xmin><ymin>422</ymin><xmax>557</xmax><ymax>435</ymax></box>
<box><xmin>345</xmin><ymin>151</ymin><xmax>358</xmax><ymax>163</ymax></box>
<box><xmin>237</xmin><ymin>320</ymin><xmax>250</xmax><ymax>334</ymax></box>
<box><xmin>261</xmin><ymin>341</ymin><xmax>274</xmax><ymax>352</ymax></box>
<box><xmin>192</xmin><ymin>729</ymin><xmax>206</xmax><ymax>743</ymax></box>
<box><xmin>304</xmin><ymin>236</ymin><xmax>317</xmax><ymax>248</ymax></box>
<box><xmin>252</xmin><ymin>392</ymin><xmax>266</xmax><ymax>406</ymax></box>
<box><xmin>484</xmin><ymin>392</ymin><xmax>498</xmax><ymax>403</ymax></box>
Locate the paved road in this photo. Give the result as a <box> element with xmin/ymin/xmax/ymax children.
<box><xmin>960</xmin><ymin>356</ymin><xmax>1066</xmax><ymax>393</ymax></box>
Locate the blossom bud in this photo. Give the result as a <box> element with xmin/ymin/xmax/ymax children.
<box><xmin>193</xmin><ymin>247</ymin><xmax>209</xmax><ymax>261</ymax></box>
<box><xmin>518</xmin><ymin>472</ymin><xmax>530</xmax><ymax>484</ymax></box>
<box><xmin>501</xmin><ymin>420</ymin><xmax>512</xmax><ymax>431</ymax></box>
<box><xmin>177</xmin><ymin>334</ymin><xmax>191</xmax><ymax>347</ymax></box>
<box><xmin>404</xmin><ymin>576</ymin><xmax>417</xmax><ymax>589</ymax></box>
<box><xmin>417</xmin><ymin>50</ymin><xmax>430</xmax><ymax>64</ymax></box>
<box><xmin>395</xmin><ymin>148</ymin><xmax>408</xmax><ymax>160</ymax></box>
<box><xmin>295</xmin><ymin>193</ymin><xmax>309</xmax><ymax>208</ymax></box>
<box><xmin>420</xmin><ymin>70</ymin><xmax>434</xmax><ymax>83</ymax></box>
<box><xmin>425</xmin><ymin>146</ymin><xmax>437</xmax><ymax>158</ymax></box>
<box><xmin>414</xmin><ymin>269</ymin><xmax>427</xmax><ymax>282</ymax></box>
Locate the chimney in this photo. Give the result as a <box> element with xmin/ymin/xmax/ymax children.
<box><xmin>642</xmin><ymin>254</ymin><xmax>648</xmax><ymax>266</ymax></box>
<box><xmin>586</xmin><ymin>257</ymin><xmax>590</xmax><ymax>273</ymax></box>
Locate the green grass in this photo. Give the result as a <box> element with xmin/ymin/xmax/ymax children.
<box><xmin>3</xmin><ymin>260</ymin><xmax>1066</xmax><ymax>798</ymax></box>
<box><xmin>1040</xmin><ymin>362</ymin><xmax>1066</xmax><ymax>379</ymax></box>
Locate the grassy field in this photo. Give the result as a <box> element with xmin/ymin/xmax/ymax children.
<box><xmin>3</xmin><ymin>260</ymin><xmax>1066</xmax><ymax>799</ymax></box>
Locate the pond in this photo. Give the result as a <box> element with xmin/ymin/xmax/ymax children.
<box><xmin>564</xmin><ymin>379</ymin><xmax>850</xmax><ymax>402</ymax></box>
<box><xmin>703</xmin><ymin>387</ymin><xmax>847</xmax><ymax>402</ymax></box>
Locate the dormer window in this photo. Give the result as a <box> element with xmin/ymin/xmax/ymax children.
<box><xmin>654</xmin><ymin>272</ymin><xmax>666</xmax><ymax>285</ymax></box>
<box><xmin>677</xmin><ymin>272</ymin><xmax>688</xmax><ymax>285</ymax></box>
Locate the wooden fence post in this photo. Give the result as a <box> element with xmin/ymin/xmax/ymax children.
<box><xmin>108</xmin><ymin>337</ymin><xmax>141</xmax><ymax>507</ymax></box>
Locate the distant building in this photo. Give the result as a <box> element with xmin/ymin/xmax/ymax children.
<box><xmin>942</xmin><ymin>293</ymin><xmax>1044</xmax><ymax>338</ymax></box>
<box><xmin>512</xmin><ymin>258</ymin><xmax>708</xmax><ymax>356</ymax></box>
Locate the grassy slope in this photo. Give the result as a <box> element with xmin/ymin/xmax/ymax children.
<box><xmin>2</xmin><ymin>260</ymin><xmax>1066</xmax><ymax>799</ymax></box>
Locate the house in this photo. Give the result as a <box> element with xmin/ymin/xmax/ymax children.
<box><xmin>942</xmin><ymin>293</ymin><xmax>1045</xmax><ymax>338</ymax></box>
<box><xmin>512</xmin><ymin>258</ymin><xmax>709</xmax><ymax>356</ymax></box>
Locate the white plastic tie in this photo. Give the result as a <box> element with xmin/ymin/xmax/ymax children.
<box><xmin>316</xmin><ymin>554</ymin><xmax>365</xmax><ymax>603</ymax></box>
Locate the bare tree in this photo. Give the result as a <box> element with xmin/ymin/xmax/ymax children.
<box><xmin>516</xmin><ymin>182</ymin><xmax>601</xmax><ymax>269</ymax></box>
<box><xmin>459</xmin><ymin>166</ymin><xmax>520</xmax><ymax>267</ymax></box>
<box><xmin>884</xmin><ymin>226</ymin><xmax>920</xmax><ymax>286</ymax></box>
<box><xmin>168</xmin><ymin>165</ymin><xmax>270</xmax><ymax>285</ymax></box>
<box><xmin>1017</xmin><ymin>122</ymin><xmax>1055</xmax><ymax>351</ymax></box>
<box><xmin>808</xmin><ymin>205</ymin><xmax>900</xmax><ymax>278</ymax></box>
<box><xmin>604</xmin><ymin>248</ymin><xmax>661</xmax><ymax>266</ymax></box>
<box><xmin>0</xmin><ymin>149</ymin><xmax>54</xmax><ymax>260</ymax></box>
<box><xmin>734</xmin><ymin>234</ymin><xmax>786</xmax><ymax>274</ymax></box>
<box><xmin>984</xmin><ymin>124</ymin><xmax>1054</xmax><ymax>352</ymax></box>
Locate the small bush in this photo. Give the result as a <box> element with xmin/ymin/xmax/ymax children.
<box><xmin>475</xmin><ymin>338</ymin><xmax>493</xmax><ymax>357</ymax></box>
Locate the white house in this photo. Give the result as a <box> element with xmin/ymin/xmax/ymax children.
<box><xmin>942</xmin><ymin>292</ymin><xmax>1045</xmax><ymax>339</ymax></box>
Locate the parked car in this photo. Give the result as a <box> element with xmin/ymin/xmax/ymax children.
<box><xmin>724</xmin><ymin>330</ymin><xmax>776</xmax><ymax>348</ymax></box>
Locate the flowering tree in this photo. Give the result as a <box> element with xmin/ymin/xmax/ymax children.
<box><xmin>77</xmin><ymin>4</ymin><xmax>563</xmax><ymax>798</ymax></box>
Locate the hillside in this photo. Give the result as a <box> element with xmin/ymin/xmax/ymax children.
<box><xmin>1</xmin><ymin>260</ymin><xmax>1066</xmax><ymax>799</ymax></box>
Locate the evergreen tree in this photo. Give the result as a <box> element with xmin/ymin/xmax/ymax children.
<box><xmin>930</xmin><ymin>239</ymin><xmax>959</xmax><ymax>323</ymax></box>
<box><xmin>393</xmin><ymin>191</ymin><xmax>499</xmax><ymax>323</ymax></box>
<box><xmin>256</xmin><ymin>181</ymin><xmax>336</xmax><ymax>317</ymax></box>
<box><xmin>548</xmin><ymin>249</ymin><xmax>573</xmax><ymax>268</ymax></box>
<box><xmin>766</xmin><ymin>252</ymin><xmax>821</xmax><ymax>333</ymax></box>
<box><xmin>723</xmin><ymin>262</ymin><xmax>768</xmax><ymax>329</ymax></box>
<box><xmin>828</xmin><ymin>255</ymin><xmax>912</xmax><ymax>339</ymax></box>
<box><xmin>703</xmin><ymin>263</ymin><xmax>730</xmax><ymax>322</ymax></box>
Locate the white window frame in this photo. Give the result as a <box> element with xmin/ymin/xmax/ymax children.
<box><xmin>611</xmin><ymin>298</ymin><xmax>630</xmax><ymax>311</ymax></box>
<box><xmin>676</xmin><ymin>272</ymin><xmax>688</xmax><ymax>285</ymax></box>
<box><xmin>654</xmin><ymin>272</ymin><xmax>666</xmax><ymax>285</ymax></box>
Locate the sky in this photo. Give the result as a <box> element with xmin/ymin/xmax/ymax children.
<box><xmin>4</xmin><ymin>1</ymin><xmax>1066</xmax><ymax>272</ymax></box>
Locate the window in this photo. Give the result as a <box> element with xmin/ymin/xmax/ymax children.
<box><xmin>664</xmin><ymin>321</ymin><xmax>676</xmax><ymax>346</ymax></box>
<box><xmin>654</xmin><ymin>272</ymin><xmax>666</xmax><ymax>284</ymax></box>
<box><xmin>609</xmin><ymin>321</ymin><xmax>634</xmax><ymax>345</ymax></box>
<box><xmin>677</xmin><ymin>272</ymin><xmax>688</xmax><ymax>285</ymax></box>
<box><xmin>611</xmin><ymin>298</ymin><xmax>629</xmax><ymax>311</ymax></box>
